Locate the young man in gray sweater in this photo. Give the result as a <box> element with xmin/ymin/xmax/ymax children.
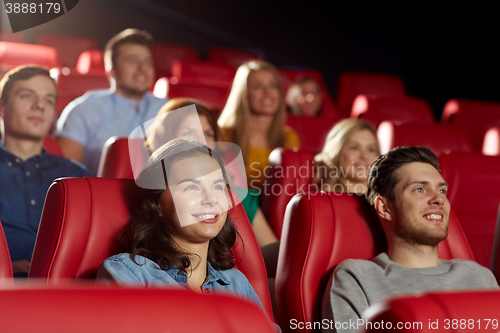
<box><xmin>322</xmin><ymin>146</ymin><xmax>498</xmax><ymax>333</ymax></box>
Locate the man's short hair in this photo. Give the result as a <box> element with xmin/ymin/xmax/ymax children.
<box><xmin>104</xmin><ymin>28</ymin><xmax>153</xmax><ymax>71</ymax></box>
<box><xmin>366</xmin><ymin>146</ymin><xmax>440</xmax><ymax>205</ymax></box>
<box><xmin>0</xmin><ymin>65</ymin><xmax>56</xmax><ymax>104</ymax></box>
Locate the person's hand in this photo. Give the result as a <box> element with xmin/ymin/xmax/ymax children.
<box><xmin>12</xmin><ymin>260</ymin><xmax>30</xmax><ymax>273</ymax></box>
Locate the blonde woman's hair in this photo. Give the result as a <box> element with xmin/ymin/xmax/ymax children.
<box><xmin>217</xmin><ymin>60</ymin><xmax>286</xmax><ymax>160</ymax></box>
<box><xmin>313</xmin><ymin>119</ymin><xmax>380</xmax><ymax>186</ymax></box>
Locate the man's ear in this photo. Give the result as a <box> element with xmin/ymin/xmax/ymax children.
<box><xmin>374</xmin><ymin>196</ymin><xmax>393</xmax><ymax>222</ymax></box>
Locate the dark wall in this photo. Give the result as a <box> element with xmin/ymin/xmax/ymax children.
<box><xmin>6</xmin><ymin>0</ymin><xmax>500</xmax><ymax>120</ymax></box>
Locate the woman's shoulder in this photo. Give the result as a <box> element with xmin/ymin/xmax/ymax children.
<box><xmin>97</xmin><ymin>253</ymin><xmax>174</xmax><ymax>284</ymax></box>
<box><xmin>283</xmin><ymin>126</ymin><xmax>300</xmax><ymax>149</ymax></box>
<box><xmin>219</xmin><ymin>127</ymin><xmax>233</xmax><ymax>142</ymax></box>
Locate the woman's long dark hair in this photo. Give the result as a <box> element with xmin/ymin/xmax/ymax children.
<box><xmin>120</xmin><ymin>139</ymin><xmax>239</xmax><ymax>272</ymax></box>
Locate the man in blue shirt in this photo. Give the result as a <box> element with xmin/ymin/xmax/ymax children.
<box><xmin>55</xmin><ymin>29</ymin><xmax>167</xmax><ymax>174</ymax></box>
<box><xmin>0</xmin><ymin>66</ymin><xmax>91</xmax><ymax>276</ymax></box>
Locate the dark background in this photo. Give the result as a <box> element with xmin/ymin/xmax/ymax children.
<box><xmin>3</xmin><ymin>0</ymin><xmax>499</xmax><ymax>120</ymax></box>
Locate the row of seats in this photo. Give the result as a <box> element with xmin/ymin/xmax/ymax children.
<box><xmin>94</xmin><ymin>135</ymin><xmax>500</xmax><ymax>271</ymax></box>
<box><xmin>0</xmin><ymin>177</ymin><xmax>497</xmax><ymax>332</ymax></box>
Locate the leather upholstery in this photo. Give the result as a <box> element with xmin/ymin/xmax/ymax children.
<box><xmin>0</xmin><ymin>41</ymin><xmax>61</xmax><ymax>71</ymax></box>
<box><xmin>29</xmin><ymin>177</ymin><xmax>274</xmax><ymax>321</ymax></box>
<box><xmin>43</xmin><ymin>136</ymin><xmax>64</xmax><ymax>157</ymax></box>
<box><xmin>360</xmin><ymin>290</ymin><xmax>500</xmax><ymax>333</ymax></box>
<box><xmin>351</xmin><ymin>95</ymin><xmax>435</xmax><ymax>128</ymax></box>
<box><xmin>260</xmin><ymin>148</ymin><xmax>316</xmax><ymax>239</ymax></box>
<box><xmin>336</xmin><ymin>72</ymin><xmax>406</xmax><ymax>117</ymax></box>
<box><xmin>483</xmin><ymin>126</ymin><xmax>500</xmax><ymax>156</ymax></box>
<box><xmin>151</xmin><ymin>42</ymin><xmax>198</xmax><ymax>79</ymax></box>
<box><xmin>440</xmin><ymin>153</ymin><xmax>500</xmax><ymax>268</ymax></box>
<box><xmin>0</xmin><ymin>283</ymin><xmax>276</xmax><ymax>333</ymax></box>
<box><xmin>0</xmin><ymin>221</ymin><xmax>13</xmax><ymax>278</ymax></box>
<box><xmin>36</xmin><ymin>34</ymin><xmax>98</xmax><ymax>68</ymax></box>
<box><xmin>378</xmin><ymin>121</ymin><xmax>474</xmax><ymax>155</ymax></box>
<box><xmin>275</xmin><ymin>192</ymin><xmax>473</xmax><ymax>333</ymax></box>
<box><xmin>442</xmin><ymin>99</ymin><xmax>500</xmax><ymax>152</ymax></box>
<box><xmin>285</xmin><ymin>116</ymin><xmax>339</xmax><ymax>153</ymax></box>
<box><xmin>97</xmin><ymin>137</ymin><xmax>135</xmax><ymax>179</ymax></box>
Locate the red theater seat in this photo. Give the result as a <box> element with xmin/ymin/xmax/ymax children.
<box><xmin>97</xmin><ymin>137</ymin><xmax>136</xmax><ymax>178</ymax></box>
<box><xmin>170</xmin><ymin>60</ymin><xmax>237</xmax><ymax>89</ymax></box>
<box><xmin>442</xmin><ymin>99</ymin><xmax>500</xmax><ymax>152</ymax></box>
<box><xmin>260</xmin><ymin>148</ymin><xmax>316</xmax><ymax>239</ymax></box>
<box><xmin>378</xmin><ymin>121</ymin><xmax>474</xmax><ymax>155</ymax></box>
<box><xmin>0</xmin><ymin>284</ymin><xmax>276</xmax><ymax>333</ymax></box>
<box><xmin>29</xmin><ymin>177</ymin><xmax>274</xmax><ymax>321</ymax></box>
<box><xmin>36</xmin><ymin>34</ymin><xmax>98</xmax><ymax>68</ymax></box>
<box><xmin>286</xmin><ymin>116</ymin><xmax>339</xmax><ymax>153</ymax></box>
<box><xmin>440</xmin><ymin>153</ymin><xmax>500</xmax><ymax>268</ymax></box>
<box><xmin>360</xmin><ymin>290</ymin><xmax>500</xmax><ymax>333</ymax></box>
<box><xmin>483</xmin><ymin>126</ymin><xmax>500</xmax><ymax>156</ymax></box>
<box><xmin>0</xmin><ymin>221</ymin><xmax>13</xmax><ymax>278</ymax></box>
<box><xmin>351</xmin><ymin>95</ymin><xmax>435</xmax><ymax>128</ymax></box>
<box><xmin>336</xmin><ymin>72</ymin><xmax>406</xmax><ymax>118</ymax></box>
<box><xmin>208</xmin><ymin>47</ymin><xmax>262</xmax><ymax>67</ymax></box>
<box><xmin>275</xmin><ymin>192</ymin><xmax>473</xmax><ymax>333</ymax></box>
<box><xmin>56</xmin><ymin>72</ymin><xmax>110</xmax><ymax>96</ymax></box>
<box><xmin>151</xmin><ymin>42</ymin><xmax>198</xmax><ymax>79</ymax></box>
<box><xmin>0</xmin><ymin>41</ymin><xmax>61</xmax><ymax>71</ymax></box>
<box><xmin>154</xmin><ymin>77</ymin><xmax>229</xmax><ymax>113</ymax></box>
<box><xmin>43</xmin><ymin>136</ymin><xmax>63</xmax><ymax>156</ymax></box>
<box><xmin>279</xmin><ymin>68</ymin><xmax>340</xmax><ymax>119</ymax></box>
<box><xmin>75</xmin><ymin>50</ymin><xmax>105</xmax><ymax>75</ymax></box>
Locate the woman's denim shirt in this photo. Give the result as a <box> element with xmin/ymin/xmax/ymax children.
<box><xmin>97</xmin><ymin>253</ymin><xmax>262</xmax><ymax>307</ymax></box>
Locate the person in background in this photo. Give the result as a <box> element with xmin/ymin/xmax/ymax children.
<box><xmin>0</xmin><ymin>66</ymin><xmax>91</xmax><ymax>276</ymax></box>
<box><xmin>313</xmin><ymin>119</ymin><xmax>380</xmax><ymax>194</ymax></box>
<box><xmin>147</xmin><ymin>98</ymin><xmax>277</xmax><ymax>248</ymax></box>
<box><xmin>55</xmin><ymin>28</ymin><xmax>166</xmax><ymax>174</ymax></box>
<box><xmin>286</xmin><ymin>77</ymin><xmax>323</xmax><ymax>116</ymax></box>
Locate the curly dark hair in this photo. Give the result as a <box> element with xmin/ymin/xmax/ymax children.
<box><xmin>366</xmin><ymin>146</ymin><xmax>440</xmax><ymax>205</ymax></box>
<box><xmin>120</xmin><ymin>139</ymin><xmax>239</xmax><ymax>272</ymax></box>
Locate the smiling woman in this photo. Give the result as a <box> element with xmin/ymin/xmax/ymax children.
<box><xmin>97</xmin><ymin>139</ymin><xmax>266</xmax><ymax>308</ymax></box>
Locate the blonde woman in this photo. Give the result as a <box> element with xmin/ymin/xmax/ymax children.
<box><xmin>314</xmin><ymin>119</ymin><xmax>380</xmax><ymax>193</ymax></box>
<box><xmin>218</xmin><ymin>60</ymin><xmax>300</xmax><ymax>192</ymax></box>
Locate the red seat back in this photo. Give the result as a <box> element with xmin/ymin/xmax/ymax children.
<box><xmin>151</xmin><ymin>42</ymin><xmax>198</xmax><ymax>79</ymax></box>
<box><xmin>43</xmin><ymin>136</ymin><xmax>63</xmax><ymax>156</ymax></box>
<box><xmin>56</xmin><ymin>72</ymin><xmax>110</xmax><ymax>96</ymax></box>
<box><xmin>361</xmin><ymin>290</ymin><xmax>500</xmax><ymax>333</ymax></box>
<box><xmin>378</xmin><ymin>121</ymin><xmax>474</xmax><ymax>155</ymax></box>
<box><xmin>442</xmin><ymin>99</ymin><xmax>500</xmax><ymax>152</ymax></box>
<box><xmin>440</xmin><ymin>153</ymin><xmax>500</xmax><ymax>268</ymax></box>
<box><xmin>170</xmin><ymin>60</ymin><xmax>237</xmax><ymax>88</ymax></box>
<box><xmin>36</xmin><ymin>34</ymin><xmax>98</xmax><ymax>68</ymax></box>
<box><xmin>0</xmin><ymin>30</ymin><xmax>24</xmax><ymax>43</ymax></box>
<box><xmin>75</xmin><ymin>50</ymin><xmax>105</xmax><ymax>75</ymax></box>
<box><xmin>352</xmin><ymin>95</ymin><xmax>435</xmax><ymax>128</ymax></box>
<box><xmin>0</xmin><ymin>283</ymin><xmax>276</xmax><ymax>333</ymax></box>
<box><xmin>154</xmin><ymin>77</ymin><xmax>230</xmax><ymax>114</ymax></box>
<box><xmin>207</xmin><ymin>47</ymin><xmax>262</xmax><ymax>67</ymax></box>
<box><xmin>29</xmin><ymin>177</ymin><xmax>274</xmax><ymax>320</ymax></box>
<box><xmin>336</xmin><ymin>72</ymin><xmax>406</xmax><ymax>117</ymax></box>
<box><xmin>275</xmin><ymin>192</ymin><xmax>473</xmax><ymax>333</ymax></box>
<box><xmin>0</xmin><ymin>221</ymin><xmax>13</xmax><ymax>278</ymax></box>
<box><xmin>97</xmin><ymin>137</ymin><xmax>135</xmax><ymax>178</ymax></box>
<box><xmin>285</xmin><ymin>116</ymin><xmax>339</xmax><ymax>153</ymax></box>
<box><xmin>483</xmin><ymin>126</ymin><xmax>500</xmax><ymax>156</ymax></box>
<box><xmin>0</xmin><ymin>41</ymin><xmax>61</xmax><ymax>71</ymax></box>
<box><xmin>260</xmin><ymin>149</ymin><xmax>316</xmax><ymax>239</ymax></box>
